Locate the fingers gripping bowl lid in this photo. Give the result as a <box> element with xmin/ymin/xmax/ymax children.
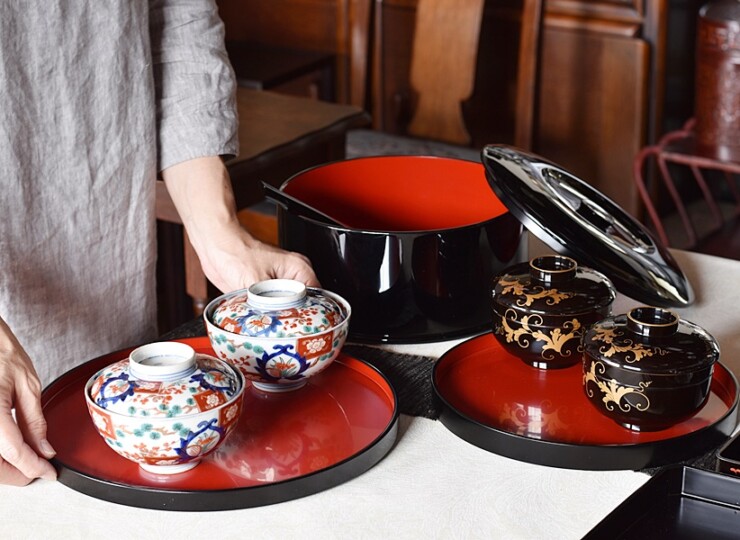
<box><xmin>204</xmin><ymin>279</ymin><xmax>351</xmax><ymax>392</ymax></box>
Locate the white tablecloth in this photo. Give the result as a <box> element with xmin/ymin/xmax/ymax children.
<box><xmin>2</xmin><ymin>249</ymin><xmax>738</xmax><ymax>539</ymax></box>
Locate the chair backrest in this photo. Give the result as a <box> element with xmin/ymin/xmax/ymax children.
<box><xmin>406</xmin><ymin>0</ymin><xmax>486</xmax><ymax>146</ymax></box>
<box><xmin>363</xmin><ymin>0</ymin><xmax>543</xmax><ymax>150</ymax></box>
<box><xmin>633</xmin><ymin>118</ymin><xmax>740</xmax><ymax>257</ymax></box>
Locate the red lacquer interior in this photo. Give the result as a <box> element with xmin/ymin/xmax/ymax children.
<box><xmin>435</xmin><ymin>333</ymin><xmax>737</xmax><ymax>446</ymax></box>
<box><xmin>282</xmin><ymin>156</ymin><xmax>508</xmax><ymax>231</ymax></box>
<box><xmin>42</xmin><ymin>337</ymin><xmax>396</xmax><ymax>491</ymax></box>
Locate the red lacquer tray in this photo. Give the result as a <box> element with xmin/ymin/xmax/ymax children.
<box><xmin>433</xmin><ymin>333</ymin><xmax>739</xmax><ymax>470</ymax></box>
<box><xmin>42</xmin><ymin>337</ymin><xmax>398</xmax><ymax>511</ymax></box>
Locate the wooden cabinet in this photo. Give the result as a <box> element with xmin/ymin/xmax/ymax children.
<box><xmin>536</xmin><ymin>20</ymin><xmax>650</xmax><ymax>215</ymax></box>
<box><xmin>216</xmin><ymin>0</ymin><xmax>356</xmax><ymax>103</ymax></box>
<box><xmin>217</xmin><ymin>0</ymin><xmax>693</xmax><ymax>216</ymax></box>
<box><xmin>372</xmin><ymin>0</ymin><xmax>672</xmax><ymax>215</ymax></box>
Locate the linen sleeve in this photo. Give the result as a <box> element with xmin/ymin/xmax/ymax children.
<box><xmin>149</xmin><ymin>0</ymin><xmax>239</xmax><ymax>172</ymax></box>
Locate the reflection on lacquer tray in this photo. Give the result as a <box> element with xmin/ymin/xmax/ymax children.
<box><xmin>435</xmin><ymin>333</ymin><xmax>738</xmax><ymax>447</ymax></box>
<box><xmin>213</xmin><ymin>382</ymin><xmax>353</xmax><ymax>482</ymax></box>
<box><xmin>498</xmin><ymin>400</ymin><xmax>586</xmax><ymax>440</ymax></box>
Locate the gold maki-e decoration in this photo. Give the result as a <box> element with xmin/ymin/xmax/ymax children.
<box><xmin>589</xmin><ymin>327</ymin><xmax>667</xmax><ymax>364</ymax></box>
<box><xmin>497</xmin><ymin>277</ymin><xmax>575</xmax><ymax>307</ymax></box>
<box><xmin>497</xmin><ymin>308</ymin><xmax>583</xmax><ymax>360</ymax></box>
<box><xmin>583</xmin><ymin>360</ymin><xmax>652</xmax><ymax>413</ymax></box>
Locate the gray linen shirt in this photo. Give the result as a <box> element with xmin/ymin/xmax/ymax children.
<box><xmin>0</xmin><ymin>1</ymin><xmax>238</xmax><ymax>384</ymax></box>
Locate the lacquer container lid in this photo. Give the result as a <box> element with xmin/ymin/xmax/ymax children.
<box><xmin>482</xmin><ymin>145</ymin><xmax>694</xmax><ymax>307</ymax></box>
<box><xmin>88</xmin><ymin>342</ymin><xmax>242</xmax><ymax>418</ymax></box>
<box><xmin>583</xmin><ymin>307</ymin><xmax>720</xmax><ymax>375</ymax></box>
<box><xmin>211</xmin><ymin>279</ymin><xmax>347</xmax><ymax>338</ymax></box>
<box><xmin>492</xmin><ymin>255</ymin><xmax>616</xmax><ymax>319</ymax></box>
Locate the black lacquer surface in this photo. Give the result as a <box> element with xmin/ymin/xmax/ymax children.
<box><xmin>276</xmin><ymin>155</ymin><xmax>528</xmax><ymax>344</ymax></box>
<box><xmin>279</xmin><ymin>208</ymin><xmax>526</xmax><ymax>343</ymax></box>
<box><xmin>482</xmin><ymin>145</ymin><xmax>694</xmax><ymax>307</ymax></box>
<box><xmin>584</xmin><ymin>467</ymin><xmax>740</xmax><ymax>539</ymax></box>
<box><xmin>491</xmin><ymin>255</ymin><xmax>616</xmax><ymax>369</ymax></box>
<box><xmin>583</xmin><ymin>308</ymin><xmax>720</xmax><ymax>431</ymax></box>
<box><xmin>716</xmin><ymin>424</ymin><xmax>740</xmax><ymax>477</ymax></box>
<box><xmin>432</xmin><ymin>333</ymin><xmax>739</xmax><ymax>471</ymax></box>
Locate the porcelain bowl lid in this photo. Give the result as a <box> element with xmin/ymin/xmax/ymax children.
<box><xmin>209</xmin><ymin>279</ymin><xmax>348</xmax><ymax>338</ymax></box>
<box><xmin>86</xmin><ymin>342</ymin><xmax>243</xmax><ymax>418</ymax></box>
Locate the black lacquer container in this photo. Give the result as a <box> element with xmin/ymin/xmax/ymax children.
<box><xmin>717</xmin><ymin>429</ymin><xmax>740</xmax><ymax>478</ymax></box>
<box><xmin>583</xmin><ymin>307</ymin><xmax>720</xmax><ymax>432</ymax></box>
<box><xmin>277</xmin><ymin>156</ymin><xmax>527</xmax><ymax>344</ymax></box>
<box><xmin>491</xmin><ymin>255</ymin><xmax>616</xmax><ymax>369</ymax></box>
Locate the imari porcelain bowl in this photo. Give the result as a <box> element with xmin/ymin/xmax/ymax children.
<box><xmin>204</xmin><ymin>279</ymin><xmax>351</xmax><ymax>392</ymax></box>
<box><xmin>582</xmin><ymin>307</ymin><xmax>719</xmax><ymax>431</ymax></box>
<box><xmin>85</xmin><ymin>341</ymin><xmax>244</xmax><ymax>474</ymax></box>
<box><xmin>491</xmin><ymin>255</ymin><xmax>616</xmax><ymax>369</ymax></box>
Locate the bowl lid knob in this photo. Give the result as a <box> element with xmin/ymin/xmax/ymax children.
<box><xmin>583</xmin><ymin>307</ymin><xmax>719</xmax><ymax>373</ymax></box>
<box><xmin>626</xmin><ymin>306</ymin><xmax>679</xmax><ymax>338</ymax></box>
<box><xmin>246</xmin><ymin>279</ymin><xmax>307</xmax><ymax>310</ymax></box>
<box><xmin>129</xmin><ymin>342</ymin><xmax>197</xmax><ymax>382</ymax></box>
<box><xmin>529</xmin><ymin>255</ymin><xmax>577</xmax><ymax>285</ymax></box>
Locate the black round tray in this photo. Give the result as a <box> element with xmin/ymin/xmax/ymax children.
<box><xmin>432</xmin><ymin>333</ymin><xmax>739</xmax><ymax>470</ymax></box>
<box><xmin>42</xmin><ymin>337</ymin><xmax>399</xmax><ymax>510</ymax></box>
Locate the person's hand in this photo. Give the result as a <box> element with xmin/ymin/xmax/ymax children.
<box><xmin>0</xmin><ymin>318</ymin><xmax>57</xmax><ymax>486</ymax></box>
<box><xmin>163</xmin><ymin>156</ymin><xmax>319</xmax><ymax>292</ymax></box>
<box><xmin>197</xmin><ymin>229</ymin><xmax>319</xmax><ymax>293</ymax></box>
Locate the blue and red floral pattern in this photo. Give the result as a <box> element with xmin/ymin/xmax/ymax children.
<box><xmin>89</xmin><ymin>355</ymin><xmax>240</xmax><ymax>418</ymax></box>
<box><xmin>211</xmin><ymin>291</ymin><xmax>345</xmax><ymax>338</ymax></box>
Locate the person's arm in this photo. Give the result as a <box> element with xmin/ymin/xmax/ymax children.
<box><xmin>150</xmin><ymin>1</ymin><xmax>317</xmax><ymax>290</ymax></box>
<box><xmin>0</xmin><ymin>317</ymin><xmax>56</xmax><ymax>485</ymax></box>
<box><xmin>163</xmin><ymin>156</ymin><xmax>318</xmax><ymax>291</ymax></box>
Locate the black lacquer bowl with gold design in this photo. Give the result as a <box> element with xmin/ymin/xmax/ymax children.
<box><xmin>582</xmin><ymin>307</ymin><xmax>720</xmax><ymax>432</ymax></box>
<box><xmin>491</xmin><ymin>255</ymin><xmax>616</xmax><ymax>369</ymax></box>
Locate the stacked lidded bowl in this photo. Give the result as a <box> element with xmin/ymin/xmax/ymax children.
<box><xmin>204</xmin><ymin>279</ymin><xmax>351</xmax><ymax>392</ymax></box>
<box><xmin>85</xmin><ymin>341</ymin><xmax>244</xmax><ymax>474</ymax></box>
<box><xmin>491</xmin><ymin>255</ymin><xmax>616</xmax><ymax>369</ymax></box>
<box><xmin>583</xmin><ymin>306</ymin><xmax>720</xmax><ymax>431</ymax></box>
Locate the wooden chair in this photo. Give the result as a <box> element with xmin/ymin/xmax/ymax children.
<box><xmin>633</xmin><ymin>118</ymin><xmax>740</xmax><ymax>259</ymax></box>
<box><xmin>346</xmin><ymin>0</ymin><xmax>543</xmax><ymax>159</ymax></box>
<box><xmin>156</xmin><ymin>87</ymin><xmax>369</xmax><ymax>328</ymax></box>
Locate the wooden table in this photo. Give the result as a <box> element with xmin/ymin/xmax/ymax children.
<box><xmin>155</xmin><ymin>88</ymin><xmax>369</xmax><ymax>329</ymax></box>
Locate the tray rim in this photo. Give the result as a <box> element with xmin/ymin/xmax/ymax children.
<box><xmin>43</xmin><ymin>337</ymin><xmax>400</xmax><ymax>511</ymax></box>
<box><xmin>432</xmin><ymin>334</ymin><xmax>740</xmax><ymax>471</ymax></box>
<box><xmin>583</xmin><ymin>465</ymin><xmax>740</xmax><ymax>538</ymax></box>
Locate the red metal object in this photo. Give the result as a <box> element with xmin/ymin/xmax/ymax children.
<box><xmin>633</xmin><ymin>118</ymin><xmax>740</xmax><ymax>250</ymax></box>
